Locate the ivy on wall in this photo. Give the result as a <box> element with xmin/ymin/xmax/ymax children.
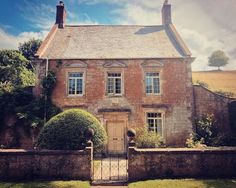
<box><xmin>0</xmin><ymin>71</ymin><xmax>61</xmax><ymax>148</ymax></box>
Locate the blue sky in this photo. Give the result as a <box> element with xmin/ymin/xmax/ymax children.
<box><xmin>0</xmin><ymin>0</ymin><xmax>236</xmax><ymax>71</ymax></box>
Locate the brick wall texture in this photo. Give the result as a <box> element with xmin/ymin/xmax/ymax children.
<box><xmin>41</xmin><ymin>58</ymin><xmax>194</xmax><ymax>147</ymax></box>
<box><xmin>32</xmin><ymin>59</ymin><xmax>235</xmax><ymax>149</ymax></box>
<box><xmin>128</xmin><ymin>146</ymin><xmax>236</xmax><ymax>181</ymax></box>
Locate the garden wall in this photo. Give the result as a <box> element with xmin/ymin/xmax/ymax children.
<box><xmin>128</xmin><ymin>145</ymin><xmax>236</xmax><ymax>181</ymax></box>
<box><xmin>0</xmin><ymin>146</ymin><xmax>92</xmax><ymax>181</ymax></box>
<box><xmin>193</xmin><ymin>85</ymin><xmax>235</xmax><ymax>133</ymax></box>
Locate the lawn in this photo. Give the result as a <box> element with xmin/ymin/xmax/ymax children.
<box><xmin>128</xmin><ymin>179</ymin><xmax>236</xmax><ymax>188</ymax></box>
<box><xmin>192</xmin><ymin>70</ymin><xmax>236</xmax><ymax>97</ymax></box>
<box><xmin>0</xmin><ymin>181</ymin><xmax>90</xmax><ymax>188</ymax></box>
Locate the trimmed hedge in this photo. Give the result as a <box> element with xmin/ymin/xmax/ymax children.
<box><xmin>37</xmin><ymin>109</ymin><xmax>107</xmax><ymax>150</ymax></box>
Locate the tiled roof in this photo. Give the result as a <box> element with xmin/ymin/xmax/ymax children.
<box><xmin>36</xmin><ymin>24</ymin><xmax>191</xmax><ymax>59</ymax></box>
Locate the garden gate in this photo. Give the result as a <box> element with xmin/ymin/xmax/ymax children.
<box><xmin>92</xmin><ymin>153</ymin><xmax>128</xmax><ymax>184</ymax></box>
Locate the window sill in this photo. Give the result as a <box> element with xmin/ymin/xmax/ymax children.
<box><xmin>145</xmin><ymin>93</ymin><xmax>162</xmax><ymax>96</ymax></box>
<box><xmin>67</xmin><ymin>95</ymin><xmax>85</xmax><ymax>98</ymax></box>
<box><xmin>107</xmin><ymin>94</ymin><xmax>123</xmax><ymax>98</ymax></box>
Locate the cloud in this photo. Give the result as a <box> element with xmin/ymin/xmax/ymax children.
<box><xmin>79</xmin><ymin>0</ymin><xmax>236</xmax><ymax>71</ymax></box>
<box><xmin>0</xmin><ymin>28</ymin><xmax>47</xmax><ymax>50</ymax></box>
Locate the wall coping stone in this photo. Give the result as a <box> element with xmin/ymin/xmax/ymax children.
<box><xmin>0</xmin><ymin>149</ymin><xmax>87</xmax><ymax>155</ymax></box>
<box><xmin>130</xmin><ymin>147</ymin><xmax>236</xmax><ymax>154</ymax></box>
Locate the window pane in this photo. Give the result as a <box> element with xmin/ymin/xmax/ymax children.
<box><xmin>69</xmin><ymin>73</ymin><xmax>83</xmax><ymax>77</ymax></box>
<box><xmin>107</xmin><ymin>78</ymin><xmax>114</xmax><ymax>94</ymax></box>
<box><xmin>76</xmin><ymin>79</ymin><xmax>83</xmax><ymax>94</ymax></box>
<box><xmin>146</xmin><ymin>73</ymin><xmax>159</xmax><ymax>77</ymax></box>
<box><xmin>69</xmin><ymin>79</ymin><xmax>75</xmax><ymax>94</ymax></box>
<box><xmin>145</xmin><ymin>77</ymin><xmax>152</xmax><ymax>93</ymax></box>
<box><xmin>115</xmin><ymin>78</ymin><xmax>121</xmax><ymax>94</ymax></box>
<box><xmin>156</xmin><ymin>119</ymin><xmax>162</xmax><ymax>135</ymax></box>
<box><xmin>153</xmin><ymin>78</ymin><xmax>160</xmax><ymax>93</ymax></box>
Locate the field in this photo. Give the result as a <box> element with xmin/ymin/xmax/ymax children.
<box><xmin>192</xmin><ymin>70</ymin><xmax>236</xmax><ymax>97</ymax></box>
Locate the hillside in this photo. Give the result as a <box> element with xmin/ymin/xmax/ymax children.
<box><xmin>192</xmin><ymin>70</ymin><xmax>236</xmax><ymax>97</ymax></box>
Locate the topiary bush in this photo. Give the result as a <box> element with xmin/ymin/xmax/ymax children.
<box><xmin>37</xmin><ymin>109</ymin><xmax>107</xmax><ymax>150</ymax></box>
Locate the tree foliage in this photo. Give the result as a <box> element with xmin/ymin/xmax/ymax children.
<box><xmin>0</xmin><ymin>50</ymin><xmax>35</xmax><ymax>93</ymax></box>
<box><xmin>208</xmin><ymin>50</ymin><xmax>229</xmax><ymax>70</ymax></box>
<box><xmin>19</xmin><ymin>38</ymin><xmax>42</xmax><ymax>60</ymax></box>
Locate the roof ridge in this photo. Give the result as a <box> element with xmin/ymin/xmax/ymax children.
<box><xmin>64</xmin><ymin>24</ymin><xmax>163</xmax><ymax>27</ymax></box>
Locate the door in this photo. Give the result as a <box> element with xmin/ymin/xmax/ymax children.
<box><xmin>107</xmin><ymin>121</ymin><xmax>125</xmax><ymax>154</ymax></box>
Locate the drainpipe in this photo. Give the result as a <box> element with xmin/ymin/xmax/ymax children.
<box><xmin>44</xmin><ymin>58</ymin><xmax>49</xmax><ymax>125</ymax></box>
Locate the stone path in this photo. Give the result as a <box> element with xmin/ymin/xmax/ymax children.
<box><xmin>92</xmin><ymin>186</ymin><xmax>127</xmax><ymax>188</ymax></box>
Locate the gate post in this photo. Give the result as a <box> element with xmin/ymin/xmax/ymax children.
<box><xmin>86</xmin><ymin>141</ymin><xmax>93</xmax><ymax>181</ymax></box>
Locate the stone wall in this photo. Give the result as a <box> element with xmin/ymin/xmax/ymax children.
<box><xmin>0</xmin><ymin>146</ymin><xmax>92</xmax><ymax>181</ymax></box>
<box><xmin>193</xmin><ymin>85</ymin><xmax>235</xmax><ymax>133</ymax></box>
<box><xmin>128</xmin><ymin>146</ymin><xmax>236</xmax><ymax>181</ymax></box>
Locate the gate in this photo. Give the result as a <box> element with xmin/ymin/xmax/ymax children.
<box><xmin>92</xmin><ymin>153</ymin><xmax>128</xmax><ymax>184</ymax></box>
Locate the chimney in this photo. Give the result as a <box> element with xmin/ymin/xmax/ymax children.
<box><xmin>162</xmin><ymin>0</ymin><xmax>172</xmax><ymax>25</ymax></box>
<box><xmin>56</xmin><ymin>1</ymin><xmax>66</xmax><ymax>28</ymax></box>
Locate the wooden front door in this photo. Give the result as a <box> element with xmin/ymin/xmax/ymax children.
<box><xmin>107</xmin><ymin>121</ymin><xmax>125</xmax><ymax>154</ymax></box>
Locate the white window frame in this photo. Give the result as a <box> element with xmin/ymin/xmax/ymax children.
<box><xmin>145</xmin><ymin>72</ymin><xmax>161</xmax><ymax>95</ymax></box>
<box><xmin>146</xmin><ymin>112</ymin><xmax>163</xmax><ymax>136</ymax></box>
<box><xmin>107</xmin><ymin>72</ymin><xmax>122</xmax><ymax>96</ymax></box>
<box><xmin>67</xmin><ymin>72</ymin><xmax>84</xmax><ymax>96</ymax></box>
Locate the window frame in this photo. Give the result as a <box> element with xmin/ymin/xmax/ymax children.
<box><xmin>67</xmin><ymin>72</ymin><xmax>85</xmax><ymax>97</ymax></box>
<box><xmin>106</xmin><ymin>72</ymin><xmax>123</xmax><ymax>96</ymax></box>
<box><xmin>145</xmin><ymin>72</ymin><xmax>161</xmax><ymax>95</ymax></box>
<box><xmin>146</xmin><ymin>112</ymin><xmax>163</xmax><ymax>136</ymax></box>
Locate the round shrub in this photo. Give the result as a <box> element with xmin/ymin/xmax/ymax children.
<box><xmin>37</xmin><ymin>109</ymin><xmax>107</xmax><ymax>150</ymax></box>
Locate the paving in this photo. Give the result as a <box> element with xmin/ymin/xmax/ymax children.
<box><xmin>92</xmin><ymin>186</ymin><xmax>127</xmax><ymax>188</ymax></box>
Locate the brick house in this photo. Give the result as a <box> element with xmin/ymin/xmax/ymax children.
<box><xmin>35</xmin><ymin>0</ymin><xmax>195</xmax><ymax>154</ymax></box>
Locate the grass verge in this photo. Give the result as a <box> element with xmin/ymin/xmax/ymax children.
<box><xmin>128</xmin><ymin>179</ymin><xmax>236</xmax><ymax>188</ymax></box>
<box><xmin>0</xmin><ymin>180</ymin><xmax>90</xmax><ymax>188</ymax></box>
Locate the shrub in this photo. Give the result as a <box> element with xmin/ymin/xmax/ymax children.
<box><xmin>37</xmin><ymin>109</ymin><xmax>107</xmax><ymax>150</ymax></box>
<box><xmin>135</xmin><ymin>128</ymin><xmax>165</xmax><ymax>148</ymax></box>
<box><xmin>194</xmin><ymin>114</ymin><xmax>217</xmax><ymax>146</ymax></box>
<box><xmin>187</xmin><ymin>114</ymin><xmax>236</xmax><ymax>148</ymax></box>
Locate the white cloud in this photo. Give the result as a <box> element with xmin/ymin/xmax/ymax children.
<box><xmin>81</xmin><ymin>0</ymin><xmax>236</xmax><ymax>71</ymax></box>
<box><xmin>0</xmin><ymin>28</ymin><xmax>47</xmax><ymax>50</ymax></box>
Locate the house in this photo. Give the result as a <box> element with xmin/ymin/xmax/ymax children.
<box><xmin>34</xmin><ymin>0</ymin><xmax>195</xmax><ymax>154</ymax></box>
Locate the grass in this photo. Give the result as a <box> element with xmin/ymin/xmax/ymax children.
<box><xmin>192</xmin><ymin>70</ymin><xmax>236</xmax><ymax>97</ymax></box>
<box><xmin>128</xmin><ymin>179</ymin><xmax>236</xmax><ymax>188</ymax></box>
<box><xmin>0</xmin><ymin>181</ymin><xmax>90</xmax><ymax>188</ymax></box>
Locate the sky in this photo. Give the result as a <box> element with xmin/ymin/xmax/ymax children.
<box><xmin>0</xmin><ymin>0</ymin><xmax>235</xmax><ymax>71</ymax></box>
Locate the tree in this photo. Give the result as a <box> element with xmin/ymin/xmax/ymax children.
<box><xmin>18</xmin><ymin>38</ymin><xmax>42</xmax><ymax>60</ymax></box>
<box><xmin>0</xmin><ymin>50</ymin><xmax>35</xmax><ymax>92</ymax></box>
<box><xmin>208</xmin><ymin>50</ymin><xmax>229</xmax><ymax>70</ymax></box>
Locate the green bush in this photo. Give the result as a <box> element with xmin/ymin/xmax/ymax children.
<box><xmin>37</xmin><ymin>109</ymin><xmax>107</xmax><ymax>150</ymax></box>
<box><xmin>187</xmin><ymin>114</ymin><xmax>236</xmax><ymax>147</ymax></box>
<box><xmin>135</xmin><ymin>128</ymin><xmax>165</xmax><ymax>148</ymax></box>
